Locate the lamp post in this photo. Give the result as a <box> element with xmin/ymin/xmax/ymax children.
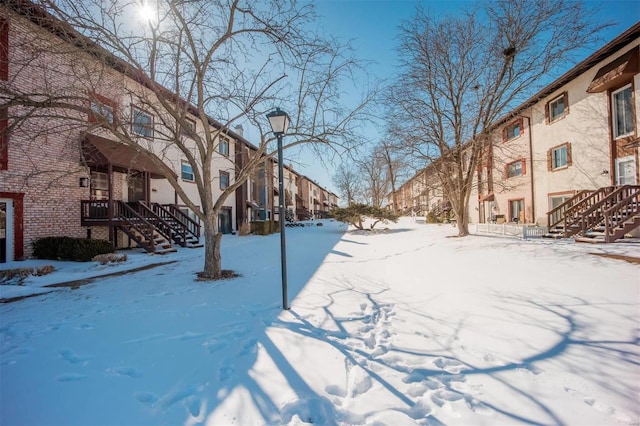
<box><xmin>266</xmin><ymin>108</ymin><xmax>291</xmax><ymax>310</ymax></box>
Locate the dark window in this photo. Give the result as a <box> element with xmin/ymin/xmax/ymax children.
<box><xmin>0</xmin><ymin>17</ymin><xmax>8</xmax><ymax>81</ymax></box>
<box><xmin>503</xmin><ymin>119</ymin><xmax>523</xmax><ymax>142</ymax></box>
<box><xmin>220</xmin><ymin>170</ymin><xmax>229</xmax><ymax>189</ymax></box>
<box><xmin>182</xmin><ymin>117</ymin><xmax>196</xmax><ymax>136</ymax></box>
<box><xmin>612</xmin><ymin>84</ymin><xmax>634</xmax><ymax>138</ymax></box>
<box><xmin>506</xmin><ymin>159</ymin><xmax>524</xmax><ymax>178</ymax></box>
<box><xmin>132</xmin><ymin>107</ymin><xmax>153</xmax><ymax>138</ymax></box>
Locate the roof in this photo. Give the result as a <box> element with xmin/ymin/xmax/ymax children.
<box><xmin>2</xmin><ymin>0</ymin><xmax>255</xmax><ymax>149</ymax></box>
<box><xmin>83</xmin><ymin>134</ymin><xmax>173</xmax><ymax>179</ymax></box>
<box><xmin>495</xmin><ymin>21</ymin><xmax>640</xmax><ymax>126</ymax></box>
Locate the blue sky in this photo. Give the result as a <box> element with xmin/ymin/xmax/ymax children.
<box><xmin>290</xmin><ymin>0</ymin><xmax>640</xmax><ymax>195</ymax></box>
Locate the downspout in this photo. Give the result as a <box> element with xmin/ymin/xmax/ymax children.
<box><xmin>522</xmin><ymin>115</ymin><xmax>535</xmax><ymax>224</ymax></box>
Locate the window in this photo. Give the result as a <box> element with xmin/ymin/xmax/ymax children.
<box><xmin>182</xmin><ymin>117</ymin><xmax>196</xmax><ymax>136</ymax></box>
<box><xmin>546</xmin><ymin>92</ymin><xmax>568</xmax><ymax>123</ymax></box>
<box><xmin>547</xmin><ymin>142</ymin><xmax>572</xmax><ymax>171</ymax></box>
<box><xmin>612</xmin><ymin>85</ymin><xmax>634</xmax><ymax>139</ymax></box>
<box><xmin>0</xmin><ymin>17</ymin><xmax>8</xmax><ymax>81</ymax></box>
<box><xmin>218</xmin><ymin>136</ymin><xmax>229</xmax><ymax>157</ymax></box>
<box><xmin>132</xmin><ymin>108</ymin><xmax>153</xmax><ymax>138</ymax></box>
<box><xmin>88</xmin><ymin>94</ymin><xmax>116</xmax><ymax>124</ymax></box>
<box><xmin>503</xmin><ymin>119</ymin><xmax>523</xmax><ymax>142</ymax></box>
<box><xmin>0</xmin><ymin>106</ymin><xmax>7</xmax><ymax>170</ymax></box>
<box><xmin>219</xmin><ymin>171</ymin><xmax>229</xmax><ymax>189</ymax></box>
<box><xmin>506</xmin><ymin>159</ymin><xmax>525</xmax><ymax>178</ymax></box>
<box><xmin>181</xmin><ymin>161</ymin><xmax>194</xmax><ymax>182</ymax></box>
<box><xmin>549</xmin><ymin>194</ymin><xmax>573</xmax><ymax>211</ymax></box>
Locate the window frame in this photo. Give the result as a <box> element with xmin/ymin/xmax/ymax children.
<box><xmin>219</xmin><ymin>170</ymin><xmax>230</xmax><ymax>190</ymax></box>
<box><xmin>88</xmin><ymin>93</ymin><xmax>117</xmax><ymax>125</ymax></box>
<box><xmin>547</xmin><ymin>142</ymin><xmax>572</xmax><ymax>171</ymax></box>
<box><xmin>182</xmin><ymin>117</ymin><xmax>196</xmax><ymax>136</ymax></box>
<box><xmin>132</xmin><ymin>107</ymin><xmax>154</xmax><ymax>139</ymax></box>
<box><xmin>611</xmin><ymin>84</ymin><xmax>634</xmax><ymax>139</ymax></box>
<box><xmin>505</xmin><ymin>158</ymin><xmax>526</xmax><ymax>178</ymax></box>
<box><xmin>218</xmin><ymin>136</ymin><xmax>230</xmax><ymax>157</ymax></box>
<box><xmin>181</xmin><ymin>160</ymin><xmax>195</xmax><ymax>182</ymax></box>
<box><xmin>546</xmin><ymin>92</ymin><xmax>569</xmax><ymax>123</ymax></box>
<box><xmin>502</xmin><ymin>118</ymin><xmax>523</xmax><ymax>142</ymax></box>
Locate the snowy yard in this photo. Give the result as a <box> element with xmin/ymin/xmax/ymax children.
<box><xmin>1</xmin><ymin>218</ymin><xmax>639</xmax><ymax>425</ymax></box>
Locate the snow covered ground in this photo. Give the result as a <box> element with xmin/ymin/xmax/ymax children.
<box><xmin>1</xmin><ymin>218</ymin><xmax>638</xmax><ymax>425</ymax></box>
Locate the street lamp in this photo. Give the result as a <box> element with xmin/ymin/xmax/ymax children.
<box><xmin>266</xmin><ymin>108</ymin><xmax>291</xmax><ymax>310</ymax></box>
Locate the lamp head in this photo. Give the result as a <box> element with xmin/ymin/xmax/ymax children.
<box><xmin>266</xmin><ymin>108</ymin><xmax>290</xmax><ymax>136</ymax></box>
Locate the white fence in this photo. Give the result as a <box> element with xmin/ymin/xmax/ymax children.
<box><xmin>474</xmin><ymin>223</ymin><xmax>548</xmax><ymax>239</ymax></box>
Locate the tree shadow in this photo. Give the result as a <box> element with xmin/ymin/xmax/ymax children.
<box><xmin>200</xmin><ymin>281</ymin><xmax>639</xmax><ymax>424</ymax></box>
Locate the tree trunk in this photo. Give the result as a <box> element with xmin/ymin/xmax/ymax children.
<box><xmin>201</xmin><ymin>213</ymin><xmax>223</xmax><ymax>279</ymax></box>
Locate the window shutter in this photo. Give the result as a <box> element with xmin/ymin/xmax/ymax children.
<box><xmin>518</xmin><ymin>118</ymin><xmax>524</xmax><ymax>135</ymax></box>
<box><xmin>547</xmin><ymin>150</ymin><xmax>552</xmax><ymax>171</ymax></box>
<box><xmin>521</xmin><ymin>158</ymin><xmax>526</xmax><ymax>175</ymax></box>
<box><xmin>503</xmin><ymin>164</ymin><xmax>508</xmax><ymax>179</ymax></box>
<box><xmin>0</xmin><ymin>18</ymin><xmax>8</xmax><ymax>81</ymax></box>
<box><xmin>566</xmin><ymin>143</ymin><xmax>572</xmax><ymax>166</ymax></box>
<box><xmin>545</xmin><ymin>102</ymin><xmax>550</xmax><ymax>124</ymax></box>
<box><xmin>563</xmin><ymin>92</ymin><xmax>569</xmax><ymax>115</ymax></box>
<box><xmin>0</xmin><ymin>106</ymin><xmax>7</xmax><ymax>170</ymax></box>
<box><xmin>502</xmin><ymin>127</ymin><xmax>507</xmax><ymax>142</ymax></box>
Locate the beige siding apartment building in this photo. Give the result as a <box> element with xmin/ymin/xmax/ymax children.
<box><xmin>395</xmin><ymin>22</ymin><xmax>639</xmax><ymax>238</ymax></box>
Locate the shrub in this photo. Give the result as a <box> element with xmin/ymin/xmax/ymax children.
<box><xmin>238</xmin><ymin>222</ymin><xmax>251</xmax><ymax>236</ymax></box>
<box><xmin>92</xmin><ymin>253</ymin><xmax>128</xmax><ymax>265</ymax></box>
<box><xmin>33</xmin><ymin>237</ymin><xmax>113</xmax><ymax>262</ymax></box>
<box><xmin>0</xmin><ymin>265</ymin><xmax>55</xmax><ymax>285</ymax></box>
<box><xmin>330</xmin><ymin>204</ymin><xmax>400</xmax><ymax>230</ymax></box>
<box><xmin>426</xmin><ymin>211</ymin><xmax>442</xmax><ymax>224</ymax></box>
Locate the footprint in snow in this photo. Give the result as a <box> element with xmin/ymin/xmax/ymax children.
<box><xmin>135</xmin><ymin>392</ymin><xmax>158</xmax><ymax>404</ymax></box>
<box><xmin>107</xmin><ymin>366</ymin><xmax>141</xmax><ymax>378</ymax></box>
<box><xmin>219</xmin><ymin>365</ymin><xmax>235</xmax><ymax>382</ymax></box>
<box><xmin>564</xmin><ymin>387</ymin><xmax>633</xmax><ymax>423</ymax></box>
<box><xmin>433</xmin><ymin>357</ymin><xmax>464</xmax><ymax>373</ymax></box>
<box><xmin>58</xmin><ymin>348</ymin><xmax>89</xmax><ymax>365</ymax></box>
<box><xmin>56</xmin><ymin>373</ymin><xmax>88</xmax><ymax>382</ymax></box>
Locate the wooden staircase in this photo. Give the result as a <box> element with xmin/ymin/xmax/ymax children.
<box><xmin>115</xmin><ymin>201</ymin><xmax>177</xmax><ymax>255</ymax></box>
<box><xmin>546</xmin><ymin>185</ymin><xmax>640</xmax><ymax>243</ymax></box>
<box><xmin>81</xmin><ymin>200</ymin><xmax>203</xmax><ymax>254</ymax></box>
<box><xmin>147</xmin><ymin>202</ymin><xmax>203</xmax><ymax>248</ymax></box>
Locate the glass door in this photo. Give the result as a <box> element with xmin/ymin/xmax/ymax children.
<box><xmin>616</xmin><ymin>156</ymin><xmax>637</xmax><ymax>185</ymax></box>
<box><xmin>0</xmin><ymin>200</ymin><xmax>11</xmax><ymax>263</ymax></box>
<box><xmin>0</xmin><ymin>201</ymin><xmax>6</xmax><ymax>263</ymax></box>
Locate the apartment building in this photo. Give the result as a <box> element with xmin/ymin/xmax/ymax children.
<box><xmin>0</xmin><ymin>1</ymin><xmax>336</xmax><ymax>262</ymax></box>
<box><xmin>393</xmin><ymin>22</ymin><xmax>639</xmax><ymax>240</ymax></box>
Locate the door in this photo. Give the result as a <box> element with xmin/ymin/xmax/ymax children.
<box><xmin>616</xmin><ymin>156</ymin><xmax>637</xmax><ymax>185</ymax></box>
<box><xmin>218</xmin><ymin>209</ymin><xmax>232</xmax><ymax>234</ymax></box>
<box><xmin>127</xmin><ymin>172</ymin><xmax>146</xmax><ymax>202</ymax></box>
<box><xmin>0</xmin><ymin>200</ymin><xmax>13</xmax><ymax>263</ymax></box>
<box><xmin>509</xmin><ymin>199</ymin><xmax>524</xmax><ymax>222</ymax></box>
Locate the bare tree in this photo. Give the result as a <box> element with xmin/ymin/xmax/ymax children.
<box><xmin>357</xmin><ymin>148</ymin><xmax>388</xmax><ymax>208</ymax></box>
<box><xmin>2</xmin><ymin>0</ymin><xmax>373</xmax><ymax>278</ymax></box>
<box><xmin>386</xmin><ymin>0</ymin><xmax>607</xmax><ymax>235</ymax></box>
<box><xmin>332</xmin><ymin>162</ymin><xmax>362</xmax><ymax>206</ymax></box>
